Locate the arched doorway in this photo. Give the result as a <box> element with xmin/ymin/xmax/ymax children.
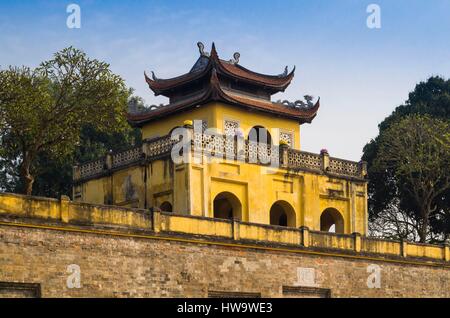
<box><xmin>270</xmin><ymin>201</ymin><xmax>296</xmax><ymax>227</ymax></box>
<box><xmin>320</xmin><ymin>208</ymin><xmax>344</xmax><ymax>233</ymax></box>
<box><xmin>248</xmin><ymin>126</ymin><xmax>272</xmax><ymax>145</ymax></box>
<box><xmin>213</xmin><ymin>192</ymin><xmax>242</xmax><ymax>220</ymax></box>
<box><xmin>160</xmin><ymin>201</ymin><xmax>173</xmax><ymax>212</ymax></box>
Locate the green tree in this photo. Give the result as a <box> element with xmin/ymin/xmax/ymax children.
<box><xmin>0</xmin><ymin>47</ymin><xmax>130</xmax><ymax>195</ymax></box>
<box><xmin>31</xmin><ymin>124</ymin><xmax>141</xmax><ymax>198</ymax></box>
<box><xmin>372</xmin><ymin>115</ymin><xmax>449</xmax><ymax>243</ymax></box>
<box><xmin>363</xmin><ymin>76</ymin><xmax>450</xmax><ymax>242</ymax></box>
<box><xmin>0</xmin><ymin>108</ymin><xmax>143</xmax><ymax>198</ymax></box>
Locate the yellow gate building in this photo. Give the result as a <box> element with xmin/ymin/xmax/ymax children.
<box><xmin>73</xmin><ymin>42</ymin><xmax>368</xmax><ymax>235</ymax></box>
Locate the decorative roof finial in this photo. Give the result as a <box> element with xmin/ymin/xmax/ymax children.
<box><xmin>282</xmin><ymin>66</ymin><xmax>288</xmax><ymax>77</ymax></box>
<box><xmin>229</xmin><ymin>52</ymin><xmax>240</xmax><ymax>64</ymax></box>
<box><xmin>151</xmin><ymin>71</ymin><xmax>158</xmax><ymax>81</ymax></box>
<box><xmin>197</xmin><ymin>42</ymin><xmax>209</xmax><ymax>57</ymax></box>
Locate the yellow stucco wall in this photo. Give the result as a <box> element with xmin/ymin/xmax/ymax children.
<box><xmin>78</xmin><ymin>158</ymin><xmax>176</xmax><ymax>211</ymax></box>
<box><xmin>81</xmin><ymin>177</ymin><xmax>107</xmax><ymax>205</ymax></box>
<box><xmin>141</xmin><ymin>106</ymin><xmax>215</xmax><ymax>140</ymax></box>
<box><xmin>188</xmin><ymin>157</ymin><xmax>367</xmax><ymax>234</ymax></box>
<box><xmin>112</xmin><ymin>166</ymin><xmax>145</xmax><ymax>208</ymax></box>
<box><xmin>76</xmin><ymin>157</ymin><xmax>367</xmax><ymax>234</ymax></box>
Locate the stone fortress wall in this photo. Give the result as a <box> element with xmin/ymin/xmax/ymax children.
<box><xmin>0</xmin><ymin>193</ymin><xmax>448</xmax><ymax>298</ymax></box>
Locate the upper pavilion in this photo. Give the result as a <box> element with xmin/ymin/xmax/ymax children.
<box><xmin>127</xmin><ymin>42</ymin><xmax>320</xmax><ymax>129</ymax></box>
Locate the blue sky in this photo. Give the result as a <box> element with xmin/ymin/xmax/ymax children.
<box><xmin>1</xmin><ymin>0</ymin><xmax>449</xmax><ymax>160</ymax></box>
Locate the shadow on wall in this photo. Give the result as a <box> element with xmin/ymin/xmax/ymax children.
<box><xmin>160</xmin><ymin>201</ymin><xmax>172</xmax><ymax>212</ymax></box>
<box><xmin>270</xmin><ymin>200</ymin><xmax>296</xmax><ymax>227</ymax></box>
<box><xmin>213</xmin><ymin>191</ymin><xmax>242</xmax><ymax>220</ymax></box>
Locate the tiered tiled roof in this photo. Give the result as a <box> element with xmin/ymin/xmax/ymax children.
<box><xmin>128</xmin><ymin>42</ymin><xmax>320</xmax><ymax>126</ymax></box>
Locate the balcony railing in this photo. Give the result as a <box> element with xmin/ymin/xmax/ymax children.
<box><xmin>74</xmin><ymin>130</ymin><xmax>367</xmax><ymax>181</ymax></box>
<box><xmin>287</xmin><ymin>149</ymin><xmax>322</xmax><ymax>171</ymax></box>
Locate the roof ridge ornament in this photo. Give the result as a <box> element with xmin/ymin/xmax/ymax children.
<box><xmin>197</xmin><ymin>42</ymin><xmax>210</xmax><ymax>57</ymax></box>
<box><xmin>229</xmin><ymin>52</ymin><xmax>240</xmax><ymax>64</ymax></box>
<box><xmin>144</xmin><ymin>71</ymin><xmax>159</xmax><ymax>82</ymax></box>
<box><xmin>128</xmin><ymin>97</ymin><xmax>166</xmax><ymax>115</ymax></box>
<box><xmin>148</xmin><ymin>103</ymin><xmax>165</xmax><ymax>111</ymax></box>
<box><xmin>277</xmin><ymin>95</ymin><xmax>318</xmax><ymax>110</ymax></box>
<box><xmin>279</xmin><ymin>65</ymin><xmax>295</xmax><ymax>77</ymax></box>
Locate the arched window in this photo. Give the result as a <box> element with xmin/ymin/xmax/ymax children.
<box><xmin>213</xmin><ymin>192</ymin><xmax>242</xmax><ymax>220</ymax></box>
<box><xmin>320</xmin><ymin>208</ymin><xmax>344</xmax><ymax>233</ymax></box>
<box><xmin>270</xmin><ymin>201</ymin><xmax>296</xmax><ymax>227</ymax></box>
<box><xmin>160</xmin><ymin>201</ymin><xmax>173</xmax><ymax>212</ymax></box>
<box><xmin>248</xmin><ymin>126</ymin><xmax>272</xmax><ymax>145</ymax></box>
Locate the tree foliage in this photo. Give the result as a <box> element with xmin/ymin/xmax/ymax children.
<box><xmin>0</xmin><ymin>124</ymin><xmax>141</xmax><ymax>198</ymax></box>
<box><xmin>363</xmin><ymin>76</ymin><xmax>450</xmax><ymax>242</ymax></box>
<box><xmin>371</xmin><ymin>115</ymin><xmax>449</xmax><ymax>242</ymax></box>
<box><xmin>0</xmin><ymin>47</ymin><xmax>130</xmax><ymax>195</ymax></box>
